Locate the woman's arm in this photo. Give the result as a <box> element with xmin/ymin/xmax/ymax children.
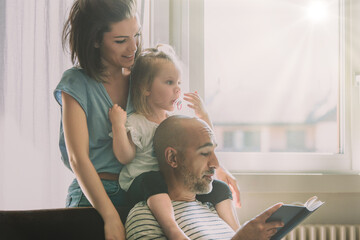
<box><xmin>62</xmin><ymin>92</ymin><xmax>125</xmax><ymax>240</ymax></box>
<box><xmin>108</xmin><ymin>104</ymin><xmax>136</xmax><ymax>164</ymax></box>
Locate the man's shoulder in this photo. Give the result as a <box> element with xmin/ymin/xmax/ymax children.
<box><xmin>126</xmin><ymin>201</ymin><xmax>152</xmax><ymax>220</ymax></box>
<box><xmin>173</xmin><ymin>200</ymin><xmax>216</xmax><ymax>213</ymax></box>
<box><xmin>125</xmin><ymin>202</ymin><xmax>166</xmax><ymax>240</ymax></box>
<box><xmin>173</xmin><ymin>201</ymin><xmax>235</xmax><ymax>239</ymax></box>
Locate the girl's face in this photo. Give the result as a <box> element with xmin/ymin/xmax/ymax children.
<box><xmin>146</xmin><ymin>61</ymin><xmax>181</xmax><ymax>112</ymax></box>
<box><xmin>100</xmin><ymin>16</ymin><xmax>141</xmax><ymax>70</ymax></box>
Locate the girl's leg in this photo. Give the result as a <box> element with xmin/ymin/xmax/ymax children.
<box><xmin>147</xmin><ymin>194</ymin><xmax>189</xmax><ymax>240</ymax></box>
<box><xmin>215</xmin><ymin>199</ymin><xmax>240</xmax><ymax>231</ymax></box>
<box><xmin>129</xmin><ymin>171</ymin><xmax>189</xmax><ymax>240</ymax></box>
<box><xmin>196</xmin><ymin>180</ymin><xmax>240</xmax><ymax>231</ymax></box>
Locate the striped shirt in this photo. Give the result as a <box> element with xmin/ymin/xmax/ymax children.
<box><xmin>125</xmin><ymin>201</ymin><xmax>235</xmax><ymax>240</ymax></box>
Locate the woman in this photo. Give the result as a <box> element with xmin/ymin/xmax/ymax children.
<box><xmin>54</xmin><ymin>0</ymin><xmax>240</xmax><ymax>239</ymax></box>
<box><xmin>54</xmin><ymin>0</ymin><xmax>140</xmax><ymax>239</ymax></box>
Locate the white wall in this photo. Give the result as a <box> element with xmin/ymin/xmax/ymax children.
<box><xmin>235</xmin><ymin>174</ymin><xmax>360</xmax><ymax>224</ymax></box>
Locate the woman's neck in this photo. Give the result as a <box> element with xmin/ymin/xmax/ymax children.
<box><xmin>103</xmin><ymin>68</ymin><xmax>125</xmax><ymax>83</ymax></box>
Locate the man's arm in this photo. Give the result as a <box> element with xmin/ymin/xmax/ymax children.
<box><xmin>232</xmin><ymin>203</ymin><xmax>284</xmax><ymax>240</ymax></box>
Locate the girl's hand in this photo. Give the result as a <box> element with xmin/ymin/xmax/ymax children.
<box><xmin>183</xmin><ymin>92</ymin><xmax>209</xmax><ymax>120</ymax></box>
<box><xmin>108</xmin><ymin>104</ymin><xmax>127</xmax><ymax>128</ymax></box>
<box><xmin>216</xmin><ymin>166</ymin><xmax>241</xmax><ymax>208</ymax></box>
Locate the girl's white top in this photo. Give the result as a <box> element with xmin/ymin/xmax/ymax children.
<box><xmin>118</xmin><ymin>113</ymin><xmax>159</xmax><ymax>191</ymax></box>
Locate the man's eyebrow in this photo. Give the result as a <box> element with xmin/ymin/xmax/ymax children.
<box><xmin>197</xmin><ymin>142</ymin><xmax>217</xmax><ymax>150</ymax></box>
<box><xmin>114</xmin><ymin>28</ymin><xmax>142</xmax><ymax>38</ymax></box>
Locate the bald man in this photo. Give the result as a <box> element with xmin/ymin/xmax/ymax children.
<box><xmin>125</xmin><ymin>116</ymin><xmax>283</xmax><ymax>240</ymax></box>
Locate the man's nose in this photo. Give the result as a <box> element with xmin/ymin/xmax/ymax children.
<box><xmin>209</xmin><ymin>153</ymin><xmax>220</xmax><ymax>169</ymax></box>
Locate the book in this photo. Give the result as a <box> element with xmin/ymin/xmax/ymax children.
<box><xmin>266</xmin><ymin>196</ymin><xmax>324</xmax><ymax>240</ymax></box>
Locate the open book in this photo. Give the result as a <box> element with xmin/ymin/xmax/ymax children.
<box><xmin>266</xmin><ymin>196</ymin><xmax>324</xmax><ymax>240</ymax></box>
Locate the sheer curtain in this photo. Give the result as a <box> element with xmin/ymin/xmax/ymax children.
<box><xmin>0</xmin><ymin>0</ymin><xmax>149</xmax><ymax>210</ymax></box>
<box><xmin>0</xmin><ymin>0</ymin><xmax>74</xmax><ymax>210</ymax></box>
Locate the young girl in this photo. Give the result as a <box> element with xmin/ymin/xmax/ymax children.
<box><xmin>109</xmin><ymin>44</ymin><xmax>239</xmax><ymax>239</ymax></box>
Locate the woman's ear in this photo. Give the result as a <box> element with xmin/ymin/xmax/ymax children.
<box><xmin>165</xmin><ymin>147</ymin><xmax>178</xmax><ymax>168</ymax></box>
<box><xmin>145</xmin><ymin>89</ymin><xmax>151</xmax><ymax>96</ymax></box>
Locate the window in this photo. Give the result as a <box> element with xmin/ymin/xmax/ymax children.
<box><xmin>286</xmin><ymin>130</ymin><xmax>307</xmax><ymax>152</ymax></box>
<box><xmin>159</xmin><ymin>0</ymin><xmax>360</xmax><ymax>173</ymax></box>
<box><xmin>204</xmin><ymin>0</ymin><xmax>340</xmax><ymax>154</ymax></box>
<box><xmin>220</xmin><ymin>129</ymin><xmax>261</xmax><ymax>152</ymax></box>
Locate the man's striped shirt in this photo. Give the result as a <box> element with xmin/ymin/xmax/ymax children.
<box><xmin>125</xmin><ymin>200</ymin><xmax>235</xmax><ymax>240</ymax></box>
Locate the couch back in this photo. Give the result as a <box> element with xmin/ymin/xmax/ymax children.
<box><xmin>0</xmin><ymin>207</ymin><xmax>130</xmax><ymax>240</ymax></box>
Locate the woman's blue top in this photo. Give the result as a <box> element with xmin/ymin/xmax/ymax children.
<box><xmin>54</xmin><ymin>67</ymin><xmax>133</xmax><ymax>174</ymax></box>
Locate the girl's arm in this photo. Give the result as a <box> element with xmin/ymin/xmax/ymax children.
<box><xmin>147</xmin><ymin>194</ymin><xmax>190</xmax><ymax>240</ymax></box>
<box><xmin>108</xmin><ymin>104</ymin><xmax>136</xmax><ymax>164</ymax></box>
<box><xmin>62</xmin><ymin>92</ymin><xmax>125</xmax><ymax>240</ymax></box>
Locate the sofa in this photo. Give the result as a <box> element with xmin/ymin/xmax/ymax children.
<box><xmin>0</xmin><ymin>207</ymin><xmax>131</xmax><ymax>240</ymax></box>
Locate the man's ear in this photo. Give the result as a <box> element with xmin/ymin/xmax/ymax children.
<box><xmin>165</xmin><ymin>147</ymin><xmax>178</xmax><ymax>168</ymax></box>
<box><xmin>94</xmin><ymin>42</ymin><xmax>100</xmax><ymax>48</ymax></box>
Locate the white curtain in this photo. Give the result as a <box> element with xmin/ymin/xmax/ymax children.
<box><xmin>0</xmin><ymin>0</ymin><xmax>74</xmax><ymax>210</ymax></box>
<box><xmin>0</xmin><ymin>0</ymin><xmax>149</xmax><ymax>210</ymax></box>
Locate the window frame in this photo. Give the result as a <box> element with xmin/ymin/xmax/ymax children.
<box><xmin>153</xmin><ymin>0</ymin><xmax>360</xmax><ymax>174</ymax></box>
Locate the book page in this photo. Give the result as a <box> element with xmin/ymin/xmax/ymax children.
<box><xmin>304</xmin><ymin>196</ymin><xmax>324</xmax><ymax>211</ymax></box>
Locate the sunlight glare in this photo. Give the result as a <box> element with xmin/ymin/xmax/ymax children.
<box><xmin>307</xmin><ymin>1</ymin><xmax>329</xmax><ymax>23</ymax></box>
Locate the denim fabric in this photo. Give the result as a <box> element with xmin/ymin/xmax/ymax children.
<box><xmin>66</xmin><ymin>178</ymin><xmax>128</xmax><ymax>208</ymax></box>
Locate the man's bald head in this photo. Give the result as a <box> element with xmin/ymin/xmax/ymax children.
<box><xmin>153</xmin><ymin>115</ymin><xmax>213</xmax><ymax>169</ymax></box>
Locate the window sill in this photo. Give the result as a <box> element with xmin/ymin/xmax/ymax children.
<box><xmin>230</xmin><ymin>173</ymin><xmax>360</xmax><ymax>193</ymax></box>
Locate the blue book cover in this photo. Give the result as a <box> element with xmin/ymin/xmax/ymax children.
<box><xmin>266</xmin><ymin>196</ymin><xmax>324</xmax><ymax>240</ymax></box>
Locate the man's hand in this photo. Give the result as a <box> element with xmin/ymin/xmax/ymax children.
<box><xmin>232</xmin><ymin>203</ymin><xmax>284</xmax><ymax>240</ymax></box>
<box><xmin>216</xmin><ymin>166</ymin><xmax>241</xmax><ymax>208</ymax></box>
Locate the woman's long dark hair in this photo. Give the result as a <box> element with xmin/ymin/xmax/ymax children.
<box><xmin>62</xmin><ymin>0</ymin><xmax>141</xmax><ymax>82</ymax></box>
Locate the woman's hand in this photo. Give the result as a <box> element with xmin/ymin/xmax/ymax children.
<box><xmin>109</xmin><ymin>104</ymin><xmax>127</xmax><ymax>128</ymax></box>
<box><xmin>216</xmin><ymin>166</ymin><xmax>241</xmax><ymax>208</ymax></box>
<box><xmin>104</xmin><ymin>214</ymin><xmax>126</xmax><ymax>240</ymax></box>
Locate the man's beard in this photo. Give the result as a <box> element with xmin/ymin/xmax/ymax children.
<box><xmin>179</xmin><ymin>164</ymin><xmax>214</xmax><ymax>194</ymax></box>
